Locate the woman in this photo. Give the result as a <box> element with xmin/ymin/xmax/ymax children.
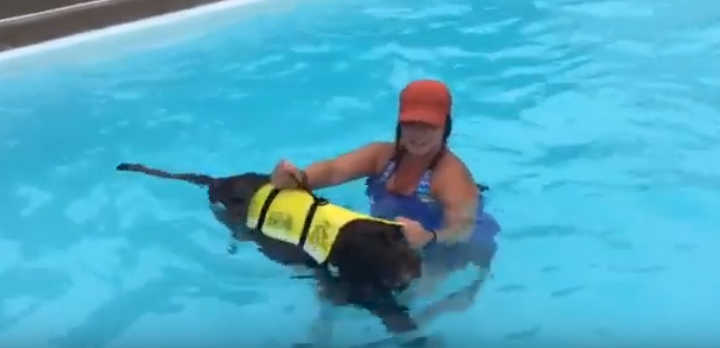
<box><xmin>272</xmin><ymin>79</ymin><xmax>500</xmax><ymax>316</ymax></box>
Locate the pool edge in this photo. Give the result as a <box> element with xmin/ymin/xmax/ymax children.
<box><xmin>0</xmin><ymin>0</ymin><xmax>267</xmax><ymax>59</ymax></box>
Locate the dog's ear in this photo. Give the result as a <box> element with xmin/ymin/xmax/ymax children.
<box><xmin>381</xmin><ymin>226</ymin><xmax>423</xmax><ymax>288</ymax></box>
<box><xmin>379</xmin><ymin>225</ymin><xmax>406</xmax><ymax>247</ymax></box>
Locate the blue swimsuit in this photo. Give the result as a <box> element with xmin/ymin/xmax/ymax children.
<box><xmin>365</xmin><ymin>158</ymin><xmax>500</xmax><ymax>269</ymax></box>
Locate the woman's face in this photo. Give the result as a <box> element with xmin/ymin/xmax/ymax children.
<box><xmin>399</xmin><ymin>121</ymin><xmax>444</xmax><ymax>156</ymax></box>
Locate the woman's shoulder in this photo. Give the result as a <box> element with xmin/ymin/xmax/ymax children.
<box><xmin>362</xmin><ymin>141</ymin><xmax>396</xmax><ymax>175</ymax></box>
<box><xmin>366</xmin><ymin>141</ymin><xmax>395</xmax><ymax>151</ymax></box>
<box><xmin>433</xmin><ymin>149</ymin><xmax>476</xmax><ymax>186</ymax></box>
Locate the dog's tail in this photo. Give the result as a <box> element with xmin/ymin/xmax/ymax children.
<box><xmin>116</xmin><ymin>163</ymin><xmax>215</xmax><ymax>187</ymax></box>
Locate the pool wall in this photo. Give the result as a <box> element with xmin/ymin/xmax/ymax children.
<box><xmin>0</xmin><ymin>0</ymin><xmax>292</xmax><ymax>51</ymax></box>
<box><xmin>0</xmin><ymin>0</ymin><xmax>300</xmax><ymax>74</ymax></box>
<box><xmin>0</xmin><ymin>0</ymin><xmax>228</xmax><ymax>51</ymax></box>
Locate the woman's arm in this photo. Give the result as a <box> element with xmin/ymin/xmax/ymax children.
<box><xmin>303</xmin><ymin>142</ymin><xmax>390</xmax><ymax>190</ymax></box>
<box><xmin>432</xmin><ymin>159</ymin><xmax>479</xmax><ymax>244</ymax></box>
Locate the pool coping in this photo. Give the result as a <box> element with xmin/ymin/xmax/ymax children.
<box><xmin>0</xmin><ymin>0</ymin><xmax>231</xmax><ymax>52</ymax></box>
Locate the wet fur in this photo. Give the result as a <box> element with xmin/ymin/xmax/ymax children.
<box><xmin>116</xmin><ymin>163</ymin><xmax>423</xmax><ymax>334</ymax></box>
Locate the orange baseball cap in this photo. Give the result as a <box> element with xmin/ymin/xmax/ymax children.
<box><xmin>398</xmin><ymin>79</ymin><xmax>452</xmax><ymax>128</ymax></box>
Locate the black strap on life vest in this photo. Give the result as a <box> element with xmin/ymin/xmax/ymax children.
<box><xmin>390</xmin><ymin>148</ymin><xmax>489</xmax><ymax>192</ymax></box>
<box><xmin>254</xmin><ymin>188</ymin><xmax>282</xmax><ymax>231</ymax></box>
<box><xmin>254</xmin><ymin>185</ymin><xmax>330</xmax><ymax>259</ymax></box>
<box><xmin>291</xmin><ymin>174</ymin><xmax>331</xmax><ymax>253</ymax></box>
<box><xmin>298</xmin><ymin>195</ymin><xmax>329</xmax><ymax>249</ymax></box>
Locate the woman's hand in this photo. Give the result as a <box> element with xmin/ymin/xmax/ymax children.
<box><xmin>396</xmin><ymin>216</ymin><xmax>435</xmax><ymax>250</ymax></box>
<box><xmin>271</xmin><ymin>160</ymin><xmax>303</xmax><ymax>189</ymax></box>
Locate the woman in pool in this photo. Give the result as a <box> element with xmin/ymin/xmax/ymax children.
<box><xmin>271</xmin><ymin>79</ymin><xmax>500</xmax><ymax>314</ymax></box>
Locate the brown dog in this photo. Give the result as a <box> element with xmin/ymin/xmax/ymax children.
<box><xmin>115</xmin><ymin>162</ymin><xmax>423</xmax><ymax>334</ymax></box>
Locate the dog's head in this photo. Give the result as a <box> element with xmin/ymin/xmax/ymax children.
<box><xmin>329</xmin><ymin>220</ymin><xmax>422</xmax><ymax>293</ymax></box>
<box><xmin>207</xmin><ymin>173</ymin><xmax>270</xmax><ymax>227</ymax></box>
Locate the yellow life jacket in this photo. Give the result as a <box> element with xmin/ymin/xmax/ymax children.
<box><xmin>245</xmin><ymin>184</ymin><xmax>398</xmax><ymax>264</ymax></box>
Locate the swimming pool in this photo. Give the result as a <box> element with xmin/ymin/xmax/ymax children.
<box><xmin>1</xmin><ymin>0</ymin><xmax>720</xmax><ymax>346</ymax></box>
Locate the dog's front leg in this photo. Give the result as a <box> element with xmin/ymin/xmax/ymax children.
<box><xmin>308</xmin><ymin>298</ymin><xmax>338</xmax><ymax>348</ymax></box>
<box><xmin>350</xmin><ymin>289</ymin><xmax>419</xmax><ymax>335</ymax></box>
<box><xmin>356</xmin><ymin>296</ymin><xmax>431</xmax><ymax>348</ymax></box>
<box><xmin>292</xmin><ymin>303</ymin><xmax>337</xmax><ymax>348</ymax></box>
<box><xmin>295</xmin><ymin>271</ymin><xmax>344</xmax><ymax>348</ymax></box>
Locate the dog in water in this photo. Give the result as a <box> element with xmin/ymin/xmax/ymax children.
<box><xmin>115</xmin><ymin>162</ymin><xmax>423</xmax><ymax>334</ymax></box>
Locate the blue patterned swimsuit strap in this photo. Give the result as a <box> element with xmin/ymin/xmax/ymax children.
<box><xmin>384</xmin><ymin>148</ymin><xmax>489</xmax><ymax>193</ymax></box>
<box><xmin>383</xmin><ymin>147</ymin><xmax>447</xmax><ymax>195</ymax></box>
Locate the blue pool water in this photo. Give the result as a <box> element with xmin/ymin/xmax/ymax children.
<box><xmin>1</xmin><ymin>0</ymin><xmax>720</xmax><ymax>346</ymax></box>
